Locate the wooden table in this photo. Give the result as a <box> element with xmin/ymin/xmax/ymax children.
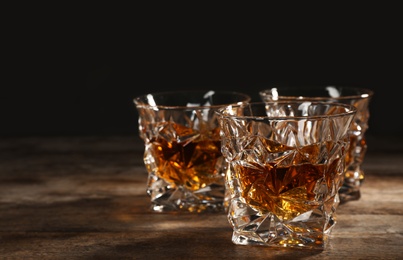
<box><xmin>1</xmin><ymin>135</ymin><xmax>402</xmax><ymax>259</ymax></box>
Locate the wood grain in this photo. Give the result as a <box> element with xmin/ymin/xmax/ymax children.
<box><xmin>1</xmin><ymin>135</ymin><xmax>402</xmax><ymax>259</ymax></box>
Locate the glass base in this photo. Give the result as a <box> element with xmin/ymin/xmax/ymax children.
<box><xmin>339</xmin><ymin>186</ymin><xmax>361</xmax><ymax>204</ymax></box>
<box><xmin>232</xmin><ymin>231</ymin><xmax>329</xmax><ymax>250</ymax></box>
<box><xmin>339</xmin><ymin>169</ymin><xmax>364</xmax><ymax>204</ymax></box>
<box><xmin>228</xmin><ymin>199</ymin><xmax>335</xmax><ymax>250</ymax></box>
<box><xmin>150</xmin><ymin>201</ymin><xmax>225</xmax><ymax>213</ymax></box>
<box><xmin>148</xmin><ymin>178</ymin><xmax>225</xmax><ymax>213</ymax></box>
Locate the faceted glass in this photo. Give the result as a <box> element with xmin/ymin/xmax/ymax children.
<box><xmin>217</xmin><ymin>101</ymin><xmax>356</xmax><ymax>249</ymax></box>
<box><xmin>259</xmin><ymin>86</ymin><xmax>374</xmax><ymax>203</ymax></box>
<box><xmin>134</xmin><ymin>90</ymin><xmax>251</xmax><ymax>213</ymax></box>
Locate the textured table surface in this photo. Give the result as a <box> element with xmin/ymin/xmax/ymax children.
<box><xmin>1</xmin><ymin>135</ymin><xmax>402</xmax><ymax>259</ymax></box>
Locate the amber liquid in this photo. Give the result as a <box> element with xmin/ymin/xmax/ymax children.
<box><xmin>148</xmin><ymin>123</ymin><xmax>222</xmax><ymax>191</ymax></box>
<box><xmin>345</xmin><ymin>134</ymin><xmax>360</xmax><ymax>166</ymax></box>
<box><xmin>344</xmin><ymin>134</ymin><xmax>366</xmax><ymax>180</ymax></box>
<box><xmin>234</xmin><ymin>140</ymin><xmax>343</xmax><ymax>220</ymax></box>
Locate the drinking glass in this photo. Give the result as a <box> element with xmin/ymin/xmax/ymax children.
<box><xmin>134</xmin><ymin>90</ymin><xmax>251</xmax><ymax>213</ymax></box>
<box><xmin>259</xmin><ymin>86</ymin><xmax>374</xmax><ymax>203</ymax></box>
<box><xmin>217</xmin><ymin>101</ymin><xmax>356</xmax><ymax>249</ymax></box>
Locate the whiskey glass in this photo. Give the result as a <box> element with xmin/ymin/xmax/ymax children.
<box><xmin>259</xmin><ymin>86</ymin><xmax>374</xmax><ymax>203</ymax></box>
<box><xmin>217</xmin><ymin>101</ymin><xmax>356</xmax><ymax>249</ymax></box>
<box><xmin>134</xmin><ymin>90</ymin><xmax>251</xmax><ymax>213</ymax></box>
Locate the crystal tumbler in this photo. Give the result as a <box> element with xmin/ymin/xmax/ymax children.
<box><xmin>259</xmin><ymin>86</ymin><xmax>374</xmax><ymax>203</ymax></box>
<box><xmin>217</xmin><ymin>101</ymin><xmax>356</xmax><ymax>249</ymax></box>
<box><xmin>134</xmin><ymin>90</ymin><xmax>251</xmax><ymax>213</ymax></box>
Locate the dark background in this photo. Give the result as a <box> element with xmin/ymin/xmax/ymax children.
<box><xmin>2</xmin><ymin>52</ymin><xmax>401</xmax><ymax>138</ymax></box>
<box><xmin>2</xmin><ymin>12</ymin><xmax>401</xmax><ymax>139</ymax></box>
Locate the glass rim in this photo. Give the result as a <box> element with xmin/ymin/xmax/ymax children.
<box><xmin>133</xmin><ymin>90</ymin><xmax>251</xmax><ymax>110</ymax></box>
<box><xmin>259</xmin><ymin>86</ymin><xmax>374</xmax><ymax>101</ymax></box>
<box><xmin>216</xmin><ymin>101</ymin><xmax>357</xmax><ymax>120</ymax></box>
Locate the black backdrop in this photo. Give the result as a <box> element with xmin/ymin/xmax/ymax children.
<box><xmin>2</xmin><ymin>3</ymin><xmax>402</xmax><ymax>140</ymax></box>
<box><xmin>2</xmin><ymin>57</ymin><xmax>401</xmax><ymax>138</ymax></box>
<box><xmin>2</xmin><ymin>40</ymin><xmax>401</xmax><ymax>138</ymax></box>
